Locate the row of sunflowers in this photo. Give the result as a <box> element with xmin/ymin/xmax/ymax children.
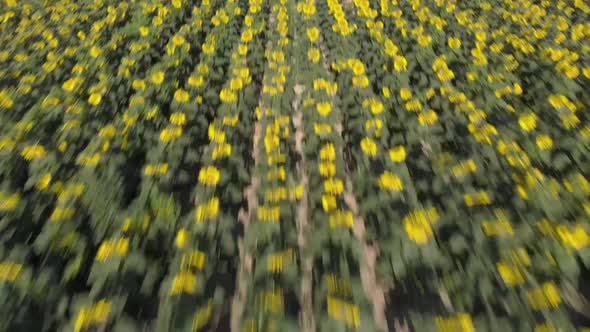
<box><xmin>1</xmin><ymin>0</ymin><xmax>590</xmax><ymax>330</ymax></box>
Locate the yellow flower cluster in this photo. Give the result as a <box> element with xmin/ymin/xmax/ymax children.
<box><xmin>404</xmin><ymin>208</ymin><xmax>439</xmax><ymax>244</ymax></box>
<box><xmin>198</xmin><ymin>166</ymin><xmax>220</xmax><ymax>187</ymax></box>
<box><xmin>0</xmin><ymin>89</ymin><xmax>14</xmax><ymax>109</ymax></box>
<box><xmin>326</xmin><ymin>274</ymin><xmax>353</xmax><ymax>297</ymax></box>
<box><xmin>563</xmin><ymin>174</ymin><xmax>590</xmax><ymax>197</ymax></box>
<box><xmin>95</xmin><ymin>238</ymin><xmax>129</xmax><ymax>261</ymax></box>
<box><xmin>21</xmin><ymin>144</ymin><xmax>47</xmax><ymax>161</ymax></box>
<box><xmin>74</xmin><ymin>300</ymin><xmax>112</xmax><ymax>332</ymax></box>
<box><xmin>180</xmin><ymin>250</ymin><xmax>207</xmax><ymax>271</ymax></box>
<box><xmin>418</xmin><ymin>109</ymin><xmax>438</xmax><ymax>126</ymax></box>
<box><xmin>76</xmin><ymin>152</ymin><xmax>102</xmax><ymax>167</ymax></box>
<box><xmin>432</xmin><ymin>55</ymin><xmax>455</xmax><ymax>81</ymax></box>
<box><xmin>495</xmin><ymin>246</ymin><xmax>535</xmax><ymax>290</ymax></box>
<box><xmin>434</xmin><ymin>313</ymin><xmax>475</xmax><ymax>332</ymax></box>
<box><xmin>318</xmin><ymin>140</ymin><xmax>348</xmax><ymax>221</ymax></box>
<box><xmin>0</xmin><ymin>192</ymin><xmax>20</xmax><ymax>211</ymax></box>
<box><xmin>56</xmin><ymin>182</ymin><xmax>85</xmax><ymax>201</ymax></box>
<box><xmin>203</xmin><ymin>35</ymin><xmax>217</xmax><ymax>55</ymax></box>
<box><xmin>36</xmin><ymin>173</ymin><xmax>52</xmax><ymax>190</ymax></box>
<box><xmin>556</xmin><ymin>224</ymin><xmax>590</xmax><ymax>250</ymax></box>
<box><xmin>255</xmin><ymin>289</ymin><xmax>284</xmax><ymax>313</ymax></box>
<box><xmin>192</xmin><ymin>300</ymin><xmax>214</xmax><ymax>331</ymax></box>
<box><xmin>144</xmin><ymin>163</ymin><xmax>169</xmax><ymax>176</ymax></box>
<box><xmin>267</xmin><ymin>249</ymin><xmax>294</xmax><ymax>272</ymax></box>
<box><xmin>329</xmin><ymin>210</ymin><xmax>354</xmax><ymax>228</ymax></box>
<box><xmin>326</xmin><ymin>296</ymin><xmax>360</xmax><ymax>328</ymax></box>
<box><xmin>0</xmin><ymin>261</ymin><xmax>22</xmax><ymax>282</ymax></box>
<box><xmin>212</xmin><ymin>143</ymin><xmax>232</xmax><ymax>160</ymax></box>
<box><xmin>313</xmin><ymin>80</ymin><xmax>338</xmax><ymax>100</ymax></box>
<box><xmin>327</xmin><ymin>0</ymin><xmax>357</xmax><ymax>36</ymax></box>
<box><xmin>378</xmin><ymin>171</ymin><xmax>403</xmax><ymax>192</ymax></box>
<box><xmin>266</xmin><ymin>166</ymin><xmax>286</xmax><ymax>181</ymax></box>
<box><xmin>451</xmin><ymin>159</ymin><xmax>477</xmax><ymax>178</ymax></box>
<box><xmin>526</xmin><ymin>282</ymin><xmax>561</xmax><ymax>310</ymax></box>
<box><xmin>166</xmin><ymin>33</ymin><xmax>190</xmax><ymax>56</ymax></box>
<box><xmin>160</xmin><ymin>127</ymin><xmax>183</xmax><ymax>143</ymax></box>
<box><xmin>196</xmin><ymin>197</ymin><xmax>219</xmax><ymax>222</ymax></box>
<box><xmin>463</xmin><ymin>191</ymin><xmax>491</xmax><ymax>207</ymax></box>
<box><xmin>296</xmin><ymin>0</ymin><xmax>316</xmax><ymax>18</ymax></box>
<box><xmin>257</xmin><ymin>205</ymin><xmax>280</xmax><ymax>222</ymax></box>
<box><xmin>170</xmin><ymin>271</ymin><xmax>197</xmax><ymax>295</ymax></box>
<box><xmin>482</xmin><ymin>209</ymin><xmax>514</xmax><ymax>237</ymax></box>
<box><xmin>360</xmin><ymin>137</ymin><xmax>377</xmax><ymax>156</ymax></box>
<box><xmin>51</xmin><ymin>194</ymin><xmax>79</xmax><ymax>225</ymax></box>
<box><xmin>389</xmin><ymin>145</ymin><xmax>407</xmax><ymax>162</ymax></box>
<box><xmin>441</xmin><ymin>87</ymin><xmax>498</xmax><ymax>144</ymax></box>
<box><xmin>208</xmin><ymin>123</ymin><xmax>226</xmax><ymax>143</ymax></box>
<box><xmin>49</xmin><ymin>206</ymin><xmax>75</xmax><ymax>222</ymax></box>
<box><xmin>174</xmin><ymin>88</ymin><xmax>190</xmax><ymax>103</ymax></box>
<box><xmin>211</xmin><ymin>7</ymin><xmax>231</xmax><ymax>27</ymax></box>
<box><xmin>175</xmin><ymin>228</ymin><xmax>188</xmax><ymax>248</ymax></box>
<box><xmin>548</xmin><ymin>94</ymin><xmax>581</xmax><ymax>129</ymax></box>
<box><xmin>0</xmin><ymin>138</ymin><xmax>15</xmax><ymax>152</ymax></box>
<box><xmin>497</xmin><ymin>261</ymin><xmax>525</xmax><ymax>286</ymax></box>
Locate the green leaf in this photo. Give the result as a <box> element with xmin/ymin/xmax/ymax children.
<box><xmin>449</xmin><ymin>234</ymin><xmax>468</xmax><ymax>254</ymax></box>
<box><xmin>113</xmin><ymin>316</ymin><xmax>140</xmax><ymax>332</ymax></box>
<box><xmin>63</xmin><ymin>254</ymin><xmax>83</xmax><ymax>282</ymax></box>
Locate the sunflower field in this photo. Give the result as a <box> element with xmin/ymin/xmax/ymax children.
<box><xmin>1</xmin><ymin>0</ymin><xmax>590</xmax><ymax>330</ymax></box>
